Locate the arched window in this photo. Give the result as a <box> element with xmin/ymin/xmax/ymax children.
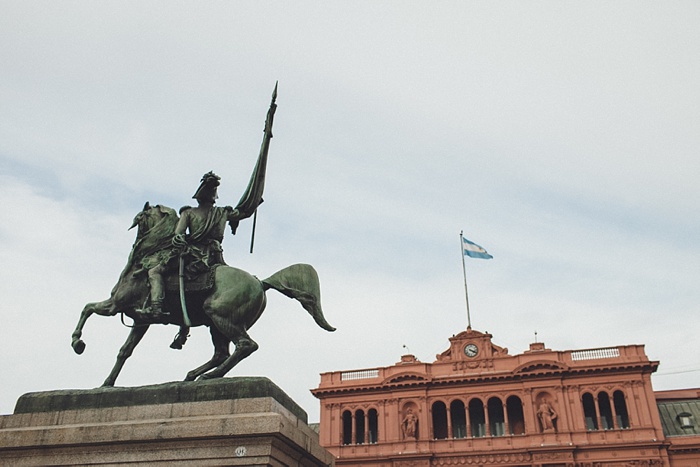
<box><xmin>598</xmin><ymin>392</ymin><xmax>614</xmax><ymax>430</ymax></box>
<box><xmin>468</xmin><ymin>399</ymin><xmax>486</xmax><ymax>437</ymax></box>
<box><xmin>342</xmin><ymin>410</ymin><xmax>353</xmax><ymax>444</ymax></box>
<box><xmin>613</xmin><ymin>390</ymin><xmax>630</xmax><ymax>429</ymax></box>
<box><xmin>450</xmin><ymin>400</ymin><xmax>467</xmax><ymax>438</ymax></box>
<box><xmin>582</xmin><ymin>393</ymin><xmax>598</xmax><ymax>430</ymax></box>
<box><xmin>506</xmin><ymin>395</ymin><xmax>525</xmax><ymax>435</ymax></box>
<box><xmin>488</xmin><ymin>397</ymin><xmax>505</xmax><ymax>436</ymax></box>
<box><xmin>368</xmin><ymin>409</ymin><xmax>379</xmax><ymax>443</ymax></box>
<box><xmin>432</xmin><ymin>401</ymin><xmax>448</xmax><ymax>439</ymax></box>
<box><xmin>355</xmin><ymin>410</ymin><xmax>365</xmax><ymax>444</ymax></box>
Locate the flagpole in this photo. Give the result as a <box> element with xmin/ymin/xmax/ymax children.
<box><xmin>460</xmin><ymin>231</ymin><xmax>472</xmax><ymax>330</ymax></box>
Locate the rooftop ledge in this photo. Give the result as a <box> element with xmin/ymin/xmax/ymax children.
<box><xmin>315</xmin><ymin>344</ymin><xmax>656</xmax><ymax>390</ymax></box>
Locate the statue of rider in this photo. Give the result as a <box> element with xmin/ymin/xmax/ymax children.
<box><xmin>138</xmin><ymin>171</ymin><xmax>242</xmax><ymax>321</ymax></box>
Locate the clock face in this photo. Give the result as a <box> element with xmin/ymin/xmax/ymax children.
<box><xmin>464</xmin><ymin>343</ymin><xmax>479</xmax><ymax>358</ymax></box>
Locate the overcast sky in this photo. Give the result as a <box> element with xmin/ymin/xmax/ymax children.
<box><xmin>1</xmin><ymin>2</ymin><xmax>698</xmax><ymax>421</ymax></box>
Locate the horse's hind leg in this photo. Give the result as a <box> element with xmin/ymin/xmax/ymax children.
<box><xmin>197</xmin><ymin>325</ymin><xmax>258</xmax><ymax>380</ymax></box>
<box><xmin>103</xmin><ymin>324</ymin><xmax>150</xmax><ymax>387</ymax></box>
<box><xmin>184</xmin><ymin>327</ymin><xmax>230</xmax><ymax>381</ymax></box>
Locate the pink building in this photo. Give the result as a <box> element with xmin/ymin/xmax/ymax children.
<box><xmin>312</xmin><ymin>328</ymin><xmax>700</xmax><ymax>466</ymax></box>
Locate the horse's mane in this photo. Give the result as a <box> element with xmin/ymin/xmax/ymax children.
<box><xmin>123</xmin><ymin>205</ymin><xmax>179</xmax><ymax>274</ymax></box>
<box><xmin>135</xmin><ymin>205</ymin><xmax>179</xmax><ymax>256</ymax></box>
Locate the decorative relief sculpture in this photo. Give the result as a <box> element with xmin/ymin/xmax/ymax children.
<box><xmin>70</xmin><ymin>85</ymin><xmax>335</xmax><ymax>386</ymax></box>
<box><xmin>537</xmin><ymin>397</ymin><xmax>558</xmax><ymax>433</ymax></box>
<box><xmin>401</xmin><ymin>408</ymin><xmax>419</xmax><ymax>439</ymax></box>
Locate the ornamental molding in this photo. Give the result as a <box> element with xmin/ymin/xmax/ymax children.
<box><xmin>383</xmin><ymin>372</ymin><xmax>432</xmax><ymax>385</ymax></box>
<box><xmin>533</xmin><ymin>451</ymin><xmax>573</xmax><ymax>460</ymax></box>
<box><xmin>513</xmin><ymin>360</ymin><xmax>568</xmax><ymax>374</ymax></box>
<box><xmin>433</xmin><ymin>452</ymin><xmax>531</xmax><ymax>465</ymax></box>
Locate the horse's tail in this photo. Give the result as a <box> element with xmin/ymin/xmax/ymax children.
<box><xmin>262</xmin><ymin>263</ymin><xmax>336</xmax><ymax>332</ymax></box>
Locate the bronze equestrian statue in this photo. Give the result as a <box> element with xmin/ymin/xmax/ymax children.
<box><xmin>70</xmin><ymin>86</ymin><xmax>335</xmax><ymax>386</ymax></box>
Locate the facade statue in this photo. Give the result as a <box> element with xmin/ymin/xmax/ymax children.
<box><xmin>537</xmin><ymin>398</ymin><xmax>558</xmax><ymax>432</ymax></box>
<box><xmin>401</xmin><ymin>408</ymin><xmax>418</xmax><ymax>439</ymax></box>
<box><xmin>70</xmin><ymin>85</ymin><xmax>336</xmax><ymax>386</ymax></box>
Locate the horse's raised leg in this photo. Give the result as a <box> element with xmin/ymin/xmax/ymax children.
<box><xmin>72</xmin><ymin>300</ymin><xmax>115</xmax><ymax>354</ymax></box>
<box><xmin>198</xmin><ymin>326</ymin><xmax>258</xmax><ymax>380</ymax></box>
<box><xmin>185</xmin><ymin>327</ymin><xmax>230</xmax><ymax>381</ymax></box>
<box><xmin>71</xmin><ymin>306</ymin><xmax>93</xmax><ymax>355</ymax></box>
<box><xmin>103</xmin><ymin>324</ymin><xmax>150</xmax><ymax>387</ymax></box>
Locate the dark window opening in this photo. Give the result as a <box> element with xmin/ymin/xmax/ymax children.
<box><xmin>355</xmin><ymin>410</ymin><xmax>365</xmax><ymax>444</ymax></box>
<box><xmin>488</xmin><ymin>397</ymin><xmax>505</xmax><ymax>436</ymax></box>
<box><xmin>506</xmin><ymin>395</ymin><xmax>526</xmax><ymax>435</ymax></box>
<box><xmin>432</xmin><ymin>401</ymin><xmax>448</xmax><ymax>439</ymax></box>
<box><xmin>368</xmin><ymin>409</ymin><xmax>379</xmax><ymax>443</ymax></box>
<box><xmin>450</xmin><ymin>400</ymin><xmax>467</xmax><ymax>438</ymax></box>
<box><xmin>613</xmin><ymin>390</ymin><xmax>630</xmax><ymax>429</ymax></box>
<box><xmin>469</xmin><ymin>399</ymin><xmax>486</xmax><ymax>438</ymax></box>
<box><xmin>342</xmin><ymin>410</ymin><xmax>352</xmax><ymax>445</ymax></box>
<box><xmin>582</xmin><ymin>393</ymin><xmax>598</xmax><ymax>431</ymax></box>
<box><xmin>598</xmin><ymin>392</ymin><xmax>614</xmax><ymax>430</ymax></box>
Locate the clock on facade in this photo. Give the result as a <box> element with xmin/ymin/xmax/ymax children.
<box><xmin>464</xmin><ymin>343</ymin><xmax>479</xmax><ymax>358</ymax></box>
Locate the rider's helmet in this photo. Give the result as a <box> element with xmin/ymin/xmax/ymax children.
<box><xmin>192</xmin><ymin>171</ymin><xmax>221</xmax><ymax>203</ymax></box>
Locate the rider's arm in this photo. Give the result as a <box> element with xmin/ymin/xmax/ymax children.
<box><xmin>226</xmin><ymin>206</ymin><xmax>242</xmax><ymax>234</ymax></box>
<box><xmin>172</xmin><ymin>208</ymin><xmax>191</xmax><ymax>246</ymax></box>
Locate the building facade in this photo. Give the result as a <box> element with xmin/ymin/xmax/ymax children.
<box><xmin>312</xmin><ymin>328</ymin><xmax>699</xmax><ymax>466</ymax></box>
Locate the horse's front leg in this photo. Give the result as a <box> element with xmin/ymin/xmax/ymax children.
<box><xmin>103</xmin><ymin>323</ymin><xmax>150</xmax><ymax>387</ymax></box>
<box><xmin>71</xmin><ymin>306</ymin><xmax>93</xmax><ymax>355</ymax></box>
<box><xmin>71</xmin><ymin>300</ymin><xmax>112</xmax><ymax>354</ymax></box>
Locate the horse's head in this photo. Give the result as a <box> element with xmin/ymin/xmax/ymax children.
<box><xmin>129</xmin><ymin>202</ymin><xmax>172</xmax><ymax>240</ymax></box>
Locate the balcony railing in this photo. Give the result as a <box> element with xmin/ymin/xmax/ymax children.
<box><xmin>341</xmin><ymin>369</ymin><xmax>380</xmax><ymax>381</ymax></box>
<box><xmin>571</xmin><ymin>347</ymin><xmax>620</xmax><ymax>361</ymax></box>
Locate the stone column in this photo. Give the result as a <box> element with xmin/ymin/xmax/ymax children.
<box><xmin>625</xmin><ymin>382</ymin><xmax>642</xmax><ymax>427</ymax></box>
<box><xmin>446</xmin><ymin>403</ymin><xmax>453</xmax><ymax>438</ymax></box>
<box><xmin>503</xmin><ymin>401</ymin><xmax>510</xmax><ymax>435</ymax></box>
<box><xmin>378</xmin><ymin>400</ymin><xmax>386</xmax><ymax>443</ymax></box>
<box><xmin>364</xmin><ymin>411</ymin><xmax>370</xmax><ymax>444</ymax></box>
<box><xmin>484</xmin><ymin>403</ymin><xmax>491</xmax><ymax>437</ymax></box>
<box><xmin>522</xmin><ymin>388</ymin><xmax>537</xmax><ymax>434</ymax></box>
<box><xmin>593</xmin><ymin>396</ymin><xmax>602</xmax><ymax>430</ymax></box>
<box><xmin>351</xmin><ymin>411</ymin><xmax>357</xmax><ymax>444</ymax></box>
<box><xmin>465</xmin><ymin>405</ymin><xmax>471</xmax><ymax>438</ymax></box>
<box><xmin>610</xmin><ymin>396</ymin><xmax>619</xmax><ymax>430</ymax></box>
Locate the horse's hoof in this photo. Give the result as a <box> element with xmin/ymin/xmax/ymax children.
<box><xmin>184</xmin><ymin>373</ymin><xmax>196</xmax><ymax>382</ymax></box>
<box><xmin>197</xmin><ymin>373</ymin><xmax>215</xmax><ymax>381</ymax></box>
<box><xmin>72</xmin><ymin>339</ymin><xmax>86</xmax><ymax>355</ymax></box>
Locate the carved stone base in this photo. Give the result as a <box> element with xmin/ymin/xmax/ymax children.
<box><xmin>0</xmin><ymin>378</ymin><xmax>333</xmax><ymax>466</ymax></box>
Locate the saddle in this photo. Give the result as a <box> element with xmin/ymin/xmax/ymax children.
<box><xmin>163</xmin><ymin>265</ymin><xmax>217</xmax><ymax>293</ymax></box>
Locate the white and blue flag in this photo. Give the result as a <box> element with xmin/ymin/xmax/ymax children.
<box><xmin>462</xmin><ymin>236</ymin><xmax>493</xmax><ymax>260</ymax></box>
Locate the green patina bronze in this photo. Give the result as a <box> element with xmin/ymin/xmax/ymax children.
<box><xmin>70</xmin><ymin>85</ymin><xmax>335</xmax><ymax>387</ymax></box>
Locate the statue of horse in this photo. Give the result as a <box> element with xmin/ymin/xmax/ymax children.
<box><xmin>70</xmin><ymin>203</ymin><xmax>335</xmax><ymax>387</ymax></box>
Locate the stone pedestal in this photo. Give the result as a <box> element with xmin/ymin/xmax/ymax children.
<box><xmin>0</xmin><ymin>377</ymin><xmax>334</xmax><ymax>466</ymax></box>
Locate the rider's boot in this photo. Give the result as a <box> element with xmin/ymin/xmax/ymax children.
<box><xmin>137</xmin><ymin>299</ymin><xmax>168</xmax><ymax>321</ymax></box>
<box><xmin>170</xmin><ymin>326</ymin><xmax>190</xmax><ymax>349</ymax></box>
<box><xmin>138</xmin><ymin>268</ymin><xmax>169</xmax><ymax>321</ymax></box>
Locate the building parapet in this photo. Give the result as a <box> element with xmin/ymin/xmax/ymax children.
<box><xmin>315</xmin><ymin>341</ymin><xmax>656</xmax><ymax>392</ymax></box>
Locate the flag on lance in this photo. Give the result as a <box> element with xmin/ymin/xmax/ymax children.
<box><xmin>462</xmin><ymin>236</ymin><xmax>493</xmax><ymax>260</ymax></box>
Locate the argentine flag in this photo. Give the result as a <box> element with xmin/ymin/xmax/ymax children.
<box><xmin>462</xmin><ymin>237</ymin><xmax>493</xmax><ymax>260</ymax></box>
